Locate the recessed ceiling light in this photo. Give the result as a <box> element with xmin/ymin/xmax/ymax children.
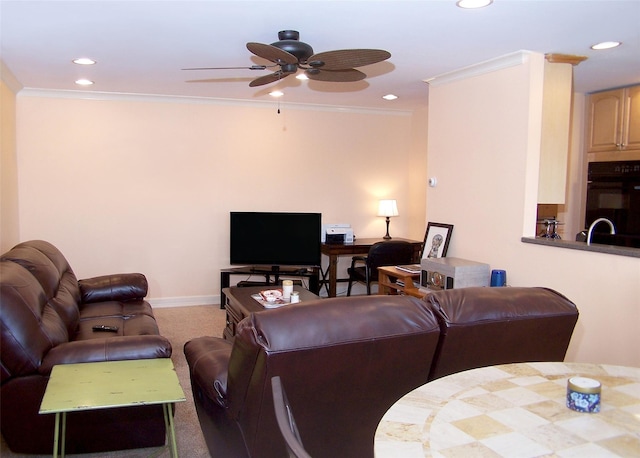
<box><xmin>269</xmin><ymin>90</ymin><xmax>284</xmax><ymax>97</ymax></box>
<box><xmin>382</xmin><ymin>94</ymin><xmax>398</xmax><ymax>101</ymax></box>
<box><xmin>75</xmin><ymin>79</ymin><xmax>94</xmax><ymax>86</ymax></box>
<box><xmin>457</xmin><ymin>0</ymin><xmax>493</xmax><ymax>9</ymax></box>
<box><xmin>591</xmin><ymin>41</ymin><xmax>621</xmax><ymax>50</ymax></box>
<box><xmin>73</xmin><ymin>57</ymin><xmax>96</xmax><ymax>65</ymax></box>
<box><xmin>296</xmin><ymin>74</ymin><xmax>309</xmax><ymax>81</ymax></box>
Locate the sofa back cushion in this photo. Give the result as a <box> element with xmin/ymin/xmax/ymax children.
<box><xmin>1</xmin><ymin>241</ymin><xmax>81</xmax><ymax>382</ymax></box>
<box><xmin>0</xmin><ymin>262</ymin><xmax>68</xmax><ymax>382</ymax></box>
<box><xmin>426</xmin><ymin>286</ymin><xmax>579</xmax><ymax>381</ymax></box>
<box><xmin>1</xmin><ymin>240</ymin><xmax>81</xmax><ymax>337</ymax></box>
<box><xmin>226</xmin><ymin>295</ymin><xmax>441</xmax><ymax>458</ymax></box>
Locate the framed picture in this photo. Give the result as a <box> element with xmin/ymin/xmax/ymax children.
<box><xmin>422</xmin><ymin>222</ymin><xmax>454</xmax><ymax>259</ymax></box>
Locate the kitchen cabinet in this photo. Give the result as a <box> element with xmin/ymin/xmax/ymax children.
<box><xmin>587</xmin><ymin>85</ymin><xmax>640</xmax><ymax>157</ymax></box>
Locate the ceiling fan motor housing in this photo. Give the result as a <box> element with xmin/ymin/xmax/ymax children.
<box><xmin>271</xmin><ymin>30</ymin><xmax>314</xmax><ymax>63</ymax></box>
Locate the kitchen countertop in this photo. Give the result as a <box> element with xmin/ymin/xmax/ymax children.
<box><xmin>522</xmin><ymin>237</ymin><xmax>640</xmax><ymax>258</ymax></box>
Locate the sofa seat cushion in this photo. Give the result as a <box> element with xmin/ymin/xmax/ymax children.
<box><xmin>76</xmin><ymin>313</ymin><xmax>161</xmax><ymax>340</ymax></box>
<box><xmin>78</xmin><ymin>299</ymin><xmax>155</xmax><ymax>320</ymax></box>
<box><xmin>39</xmin><ymin>336</ymin><xmax>172</xmax><ymax>374</ymax></box>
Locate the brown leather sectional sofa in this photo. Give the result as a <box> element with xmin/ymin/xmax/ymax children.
<box><xmin>0</xmin><ymin>240</ymin><xmax>173</xmax><ymax>454</ymax></box>
<box><xmin>185</xmin><ymin>287</ymin><xmax>579</xmax><ymax>458</ymax></box>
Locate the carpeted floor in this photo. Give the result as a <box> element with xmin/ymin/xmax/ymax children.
<box><xmin>1</xmin><ymin>304</ymin><xmax>226</xmax><ymax>458</ymax></box>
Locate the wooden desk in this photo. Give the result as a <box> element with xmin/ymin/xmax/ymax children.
<box><xmin>377</xmin><ymin>265</ymin><xmax>425</xmax><ymax>298</ymax></box>
<box><xmin>321</xmin><ymin>238</ymin><xmax>422</xmax><ymax>297</ymax></box>
<box><xmin>375</xmin><ymin>362</ymin><xmax>640</xmax><ymax>457</ymax></box>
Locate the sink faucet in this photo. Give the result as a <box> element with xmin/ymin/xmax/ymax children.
<box><xmin>586</xmin><ymin>218</ymin><xmax>616</xmax><ymax>245</ymax></box>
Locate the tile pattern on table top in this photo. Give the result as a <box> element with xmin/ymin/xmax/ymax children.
<box><xmin>375</xmin><ymin>362</ymin><xmax>640</xmax><ymax>458</ymax></box>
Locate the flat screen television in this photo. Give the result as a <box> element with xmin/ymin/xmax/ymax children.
<box><xmin>230</xmin><ymin>212</ymin><xmax>322</xmax><ymax>267</ymax></box>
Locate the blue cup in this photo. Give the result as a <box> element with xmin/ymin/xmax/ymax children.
<box><xmin>490</xmin><ymin>269</ymin><xmax>507</xmax><ymax>287</ymax></box>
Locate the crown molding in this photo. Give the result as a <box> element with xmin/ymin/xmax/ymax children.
<box><xmin>424</xmin><ymin>50</ymin><xmax>534</xmax><ymax>87</ymax></box>
<box><xmin>1</xmin><ymin>60</ymin><xmax>24</xmax><ymax>94</ymax></box>
<box><xmin>17</xmin><ymin>88</ymin><xmax>412</xmax><ymax>117</ymax></box>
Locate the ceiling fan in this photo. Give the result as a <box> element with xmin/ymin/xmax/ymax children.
<box><xmin>183</xmin><ymin>30</ymin><xmax>391</xmax><ymax>87</ymax></box>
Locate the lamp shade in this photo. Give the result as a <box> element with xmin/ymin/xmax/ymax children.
<box><xmin>377</xmin><ymin>199</ymin><xmax>399</xmax><ymax>217</ymax></box>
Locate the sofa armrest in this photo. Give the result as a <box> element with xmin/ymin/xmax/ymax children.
<box><xmin>184</xmin><ymin>337</ymin><xmax>233</xmax><ymax>408</ymax></box>
<box><xmin>39</xmin><ymin>335</ymin><xmax>172</xmax><ymax>375</ymax></box>
<box><xmin>79</xmin><ymin>273</ymin><xmax>148</xmax><ymax>304</ymax></box>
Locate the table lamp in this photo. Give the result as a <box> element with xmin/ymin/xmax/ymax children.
<box><xmin>378</xmin><ymin>199</ymin><xmax>398</xmax><ymax>239</ymax></box>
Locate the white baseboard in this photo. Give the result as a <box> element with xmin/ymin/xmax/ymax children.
<box><xmin>148</xmin><ymin>286</ymin><xmax>370</xmax><ymax>306</ymax></box>
<box><xmin>149</xmin><ymin>295</ymin><xmax>219</xmax><ymax>308</ymax></box>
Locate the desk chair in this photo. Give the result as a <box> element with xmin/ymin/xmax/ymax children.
<box><xmin>346</xmin><ymin>240</ymin><xmax>414</xmax><ymax>296</ymax></box>
<box><xmin>271</xmin><ymin>376</ymin><xmax>312</xmax><ymax>458</ymax></box>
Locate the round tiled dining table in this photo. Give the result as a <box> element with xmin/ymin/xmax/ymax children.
<box><xmin>374</xmin><ymin>362</ymin><xmax>640</xmax><ymax>457</ymax></box>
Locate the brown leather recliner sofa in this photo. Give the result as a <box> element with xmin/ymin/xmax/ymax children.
<box><xmin>0</xmin><ymin>240</ymin><xmax>173</xmax><ymax>454</ymax></box>
<box><xmin>185</xmin><ymin>286</ymin><xmax>578</xmax><ymax>458</ymax></box>
<box><xmin>426</xmin><ymin>286</ymin><xmax>580</xmax><ymax>381</ymax></box>
<box><xmin>185</xmin><ymin>295</ymin><xmax>442</xmax><ymax>458</ymax></box>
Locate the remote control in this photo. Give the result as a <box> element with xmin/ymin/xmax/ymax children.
<box><xmin>92</xmin><ymin>325</ymin><xmax>119</xmax><ymax>332</ymax></box>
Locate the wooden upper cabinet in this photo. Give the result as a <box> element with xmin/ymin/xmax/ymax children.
<box><xmin>625</xmin><ymin>85</ymin><xmax>640</xmax><ymax>151</ymax></box>
<box><xmin>587</xmin><ymin>85</ymin><xmax>640</xmax><ymax>154</ymax></box>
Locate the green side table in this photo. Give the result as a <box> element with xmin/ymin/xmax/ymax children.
<box><xmin>39</xmin><ymin>358</ymin><xmax>186</xmax><ymax>457</ymax></box>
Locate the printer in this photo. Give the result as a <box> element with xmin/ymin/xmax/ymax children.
<box><xmin>322</xmin><ymin>224</ymin><xmax>354</xmax><ymax>244</ymax></box>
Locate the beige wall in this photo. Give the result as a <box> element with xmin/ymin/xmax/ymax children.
<box><xmin>0</xmin><ymin>66</ymin><xmax>21</xmax><ymax>252</ymax></box>
<box><xmin>13</xmin><ymin>92</ymin><xmax>427</xmax><ymax>301</ymax></box>
<box><xmin>5</xmin><ymin>52</ymin><xmax>638</xmax><ymax>367</ymax></box>
<box><xmin>426</xmin><ymin>52</ymin><xmax>640</xmax><ymax>367</ymax></box>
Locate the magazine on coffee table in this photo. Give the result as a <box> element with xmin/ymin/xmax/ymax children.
<box><xmin>395</xmin><ymin>264</ymin><xmax>422</xmax><ymax>274</ymax></box>
<box><xmin>251</xmin><ymin>289</ymin><xmax>288</xmax><ymax>309</ymax></box>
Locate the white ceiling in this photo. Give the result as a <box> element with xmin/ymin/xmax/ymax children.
<box><xmin>1</xmin><ymin>0</ymin><xmax>639</xmax><ymax>111</ymax></box>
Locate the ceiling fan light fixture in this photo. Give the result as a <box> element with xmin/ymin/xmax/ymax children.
<box><xmin>591</xmin><ymin>41</ymin><xmax>621</xmax><ymax>50</ymax></box>
<box><xmin>271</xmin><ymin>30</ymin><xmax>314</xmax><ymax>62</ymax></box>
<box><xmin>296</xmin><ymin>74</ymin><xmax>309</xmax><ymax>81</ymax></box>
<box><xmin>457</xmin><ymin>0</ymin><xmax>493</xmax><ymax>9</ymax></box>
<box><xmin>201</xmin><ymin>30</ymin><xmax>391</xmax><ymax>88</ymax></box>
<box><xmin>281</xmin><ymin>63</ymin><xmax>298</xmax><ymax>74</ymax></box>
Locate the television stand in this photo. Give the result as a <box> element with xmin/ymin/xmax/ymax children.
<box><xmin>220</xmin><ymin>265</ymin><xmax>320</xmax><ymax>309</ymax></box>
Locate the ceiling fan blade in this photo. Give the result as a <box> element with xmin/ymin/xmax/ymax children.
<box><xmin>305</xmin><ymin>68</ymin><xmax>366</xmax><ymax>83</ymax></box>
<box><xmin>182</xmin><ymin>65</ymin><xmax>270</xmax><ymax>71</ymax></box>
<box><xmin>307</xmin><ymin>49</ymin><xmax>391</xmax><ymax>70</ymax></box>
<box><xmin>247</xmin><ymin>42</ymin><xmax>298</xmax><ymax>65</ymax></box>
<box><xmin>249</xmin><ymin>71</ymin><xmax>292</xmax><ymax>87</ymax></box>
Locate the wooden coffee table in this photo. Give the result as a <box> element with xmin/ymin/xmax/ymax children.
<box><xmin>222</xmin><ymin>286</ymin><xmax>321</xmax><ymax>341</ymax></box>
<box><xmin>39</xmin><ymin>358</ymin><xmax>185</xmax><ymax>458</ymax></box>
